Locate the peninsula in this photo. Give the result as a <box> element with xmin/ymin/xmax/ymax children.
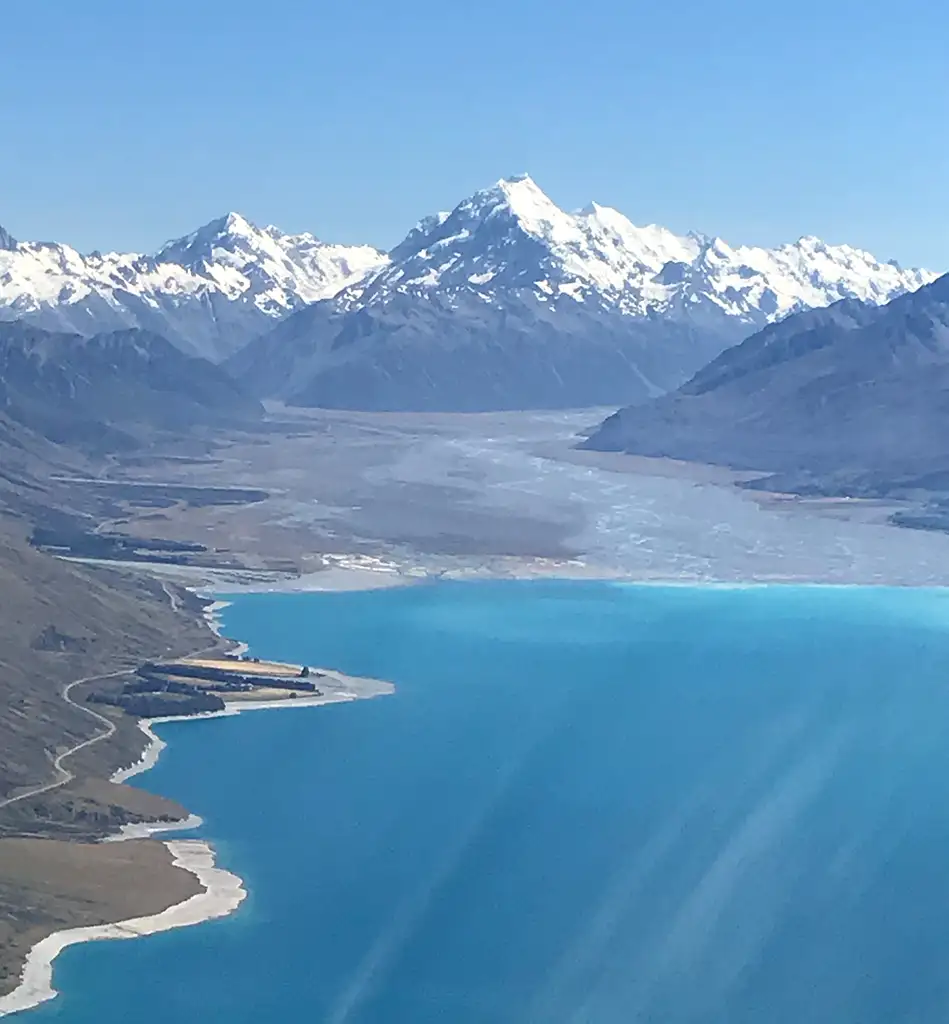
<box><xmin>89</xmin><ymin>653</ymin><xmax>392</xmax><ymax>719</ymax></box>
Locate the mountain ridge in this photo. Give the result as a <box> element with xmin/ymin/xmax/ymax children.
<box><xmin>0</xmin><ymin>322</ymin><xmax>263</xmax><ymax>451</ymax></box>
<box><xmin>342</xmin><ymin>176</ymin><xmax>932</xmax><ymax>321</ymax></box>
<box><xmin>0</xmin><ymin>177</ymin><xmax>937</xmax><ymax>396</ymax></box>
<box><xmin>228</xmin><ymin>175</ymin><xmax>935</xmax><ymax>412</ymax></box>
<box><xmin>0</xmin><ymin>214</ymin><xmax>387</xmax><ymax>361</ymax></box>
<box><xmin>582</xmin><ymin>271</ymin><xmax>949</xmax><ymax>498</ymax></box>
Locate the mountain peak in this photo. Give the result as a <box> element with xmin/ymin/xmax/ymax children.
<box><xmin>582</xmin><ymin>268</ymin><xmax>949</xmax><ymax>498</ymax></box>
<box><xmin>155</xmin><ymin>211</ymin><xmax>270</xmax><ymax>266</ymax></box>
<box><xmin>493</xmin><ymin>174</ymin><xmax>559</xmax><ymax>216</ymax></box>
<box><xmin>496</xmin><ymin>172</ymin><xmax>541</xmax><ymax>193</ymax></box>
<box><xmin>0</xmin><ymin>211</ymin><xmax>385</xmax><ymax>361</ymax></box>
<box><xmin>220</xmin><ymin>211</ymin><xmax>257</xmax><ymax>236</ymax></box>
<box><xmin>581</xmin><ymin>202</ymin><xmax>641</xmax><ymax>235</ymax></box>
<box><xmin>356</xmin><ymin>173</ymin><xmax>934</xmax><ymax>332</ymax></box>
<box><xmin>192</xmin><ymin>210</ymin><xmax>260</xmax><ymax>243</ymax></box>
<box><xmin>793</xmin><ymin>234</ymin><xmax>830</xmax><ymax>254</ymax></box>
<box><xmin>445</xmin><ymin>174</ymin><xmax>576</xmax><ymax>248</ymax></box>
<box><xmin>455</xmin><ymin>174</ymin><xmax>560</xmax><ymax>225</ymax></box>
<box><xmin>388</xmin><ymin>211</ymin><xmax>450</xmax><ymax>261</ymax></box>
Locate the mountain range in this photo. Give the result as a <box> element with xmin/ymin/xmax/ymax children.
<box><xmin>583</xmin><ymin>272</ymin><xmax>949</xmax><ymax>499</ymax></box>
<box><xmin>1</xmin><ymin>176</ymin><xmax>935</xmax><ymax>411</ymax></box>
<box><xmin>227</xmin><ymin>175</ymin><xmax>935</xmax><ymax>410</ymax></box>
<box><xmin>0</xmin><ymin>213</ymin><xmax>385</xmax><ymax>361</ymax></box>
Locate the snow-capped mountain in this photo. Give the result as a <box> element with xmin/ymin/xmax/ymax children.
<box><xmin>229</xmin><ymin>175</ymin><xmax>935</xmax><ymax>411</ymax></box>
<box><xmin>345</xmin><ymin>175</ymin><xmax>931</xmax><ymax>322</ymax></box>
<box><xmin>155</xmin><ymin>212</ymin><xmax>385</xmax><ymax>317</ymax></box>
<box><xmin>0</xmin><ymin>215</ymin><xmax>386</xmax><ymax>361</ymax></box>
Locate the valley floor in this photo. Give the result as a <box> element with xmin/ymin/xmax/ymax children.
<box><xmin>69</xmin><ymin>407</ymin><xmax>949</xmax><ymax>589</ymax></box>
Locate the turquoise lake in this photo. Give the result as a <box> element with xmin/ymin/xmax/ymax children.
<box><xmin>26</xmin><ymin>580</ymin><xmax>949</xmax><ymax>1022</ymax></box>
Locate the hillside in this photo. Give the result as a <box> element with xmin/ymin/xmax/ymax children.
<box><xmin>0</xmin><ymin>416</ymin><xmax>213</xmax><ymax>822</ymax></box>
<box><xmin>0</xmin><ymin>526</ymin><xmax>211</xmax><ymax>815</ymax></box>
<box><xmin>0</xmin><ymin>397</ymin><xmax>228</xmax><ymax>994</ymax></box>
<box><xmin>584</xmin><ymin>274</ymin><xmax>949</xmax><ymax>497</ymax></box>
<box><xmin>0</xmin><ymin>322</ymin><xmax>263</xmax><ymax>450</ymax></box>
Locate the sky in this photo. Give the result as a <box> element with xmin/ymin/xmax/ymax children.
<box><xmin>3</xmin><ymin>0</ymin><xmax>948</xmax><ymax>268</ymax></box>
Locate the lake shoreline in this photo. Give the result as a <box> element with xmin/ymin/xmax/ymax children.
<box><xmin>0</xmin><ymin>581</ymin><xmax>394</xmax><ymax>1019</ymax></box>
<box><xmin>6</xmin><ymin>568</ymin><xmax>935</xmax><ymax>1018</ymax></box>
<box><xmin>7</xmin><ymin>581</ymin><xmax>949</xmax><ymax>1019</ymax></box>
<box><xmin>0</xmin><ymin>839</ymin><xmax>246</xmax><ymax>1018</ymax></box>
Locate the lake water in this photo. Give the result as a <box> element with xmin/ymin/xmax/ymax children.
<box><xmin>26</xmin><ymin>581</ymin><xmax>949</xmax><ymax>1023</ymax></box>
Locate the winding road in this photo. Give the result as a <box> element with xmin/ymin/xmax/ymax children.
<box><xmin>0</xmin><ymin>581</ymin><xmax>222</xmax><ymax>813</ymax></box>
<box><xmin>0</xmin><ymin>669</ymin><xmax>130</xmax><ymax>811</ymax></box>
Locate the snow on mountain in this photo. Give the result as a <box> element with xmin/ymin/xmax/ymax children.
<box><xmin>0</xmin><ymin>215</ymin><xmax>387</xmax><ymax>360</ymax></box>
<box><xmin>0</xmin><ymin>175</ymin><xmax>934</xmax><ymax>390</ymax></box>
<box><xmin>344</xmin><ymin>174</ymin><xmax>934</xmax><ymax>325</ymax></box>
<box><xmin>155</xmin><ymin>212</ymin><xmax>386</xmax><ymax>317</ymax></box>
<box><xmin>230</xmin><ymin>175</ymin><xmax>937</xmax><ymax>413</ymax></box>
<box><xmin>343</xmin><ymin>175</ymin><xmax>704</xmax><ymax>313</ymax></box>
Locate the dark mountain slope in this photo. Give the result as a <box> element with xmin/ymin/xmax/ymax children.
<box><xmin>0</xmin><ymin>323</ymin><xmax>262</xmax><ymax>449</ymax></box>
<box><xmin>228</xmin><ymin>290</ymin><xmax>739</xmax><ymax>412</ymax></box>
<box><xmin>584</xmin><ymin>275</ymin><xmax>949</xmax><ymax>496</ymax></box>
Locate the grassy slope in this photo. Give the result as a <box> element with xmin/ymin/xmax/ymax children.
<box><xmin>0</xmin><ymin>417</ymin><xmax>225</xmax><ymax>994</ymax></box>
<box><xmin>0</xmin><ymin>531</ymin><xmax>211</xmax><ymax>809</ymax></box>
<box><xmin>0</xmin><ymin>838</ymin><xmax>203</xmax><ymax>997</ymax></box>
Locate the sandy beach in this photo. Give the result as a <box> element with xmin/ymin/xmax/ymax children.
<box><xmin>0</xmin><ymin>839</ymin><xmax>246</xmax><ymax>1018</ymax></box>
<box><xmin>0</xmin><ymin>560</ymin><xmax>566</xmax><ymax>1019</ymax></box>
<box><xmin>0</xmin><ymin>580</ymin><xmax>394</xmax><ymax>1018</ymax></box>
<box><xmin>1</xmin><ymin>692</ymin><xmax>383</xmax><ymax>1016</ymax></box>
<box><xmin>100</xmin><ymin>813</ymin><xmax>205</xmax><ymax>842</ymax></box>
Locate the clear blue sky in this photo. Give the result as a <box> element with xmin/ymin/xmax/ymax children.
<box><xmin>3</xmin><ymin>0</ymin><xmax>947</xmax><ymax>267</ymax></box>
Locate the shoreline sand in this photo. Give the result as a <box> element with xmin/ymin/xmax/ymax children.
<box><xmin>0</xmin><ymin>839</ymin><xmax>246</xmax><ymax>1018</ymax></box>
<box><xmin>0</xmin><ymin>586</ymin><xmax>393</xmax><ymax>1018</ymax></box>
<box><xmin>203</xmin><ymin>599</ymin><xmax>247</xmax><ymax>655</ymax></box>
<box><xmin>3</xmin><ymin>562</ymin><xmax>675</xmax><ymax>1018</ymax></box>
